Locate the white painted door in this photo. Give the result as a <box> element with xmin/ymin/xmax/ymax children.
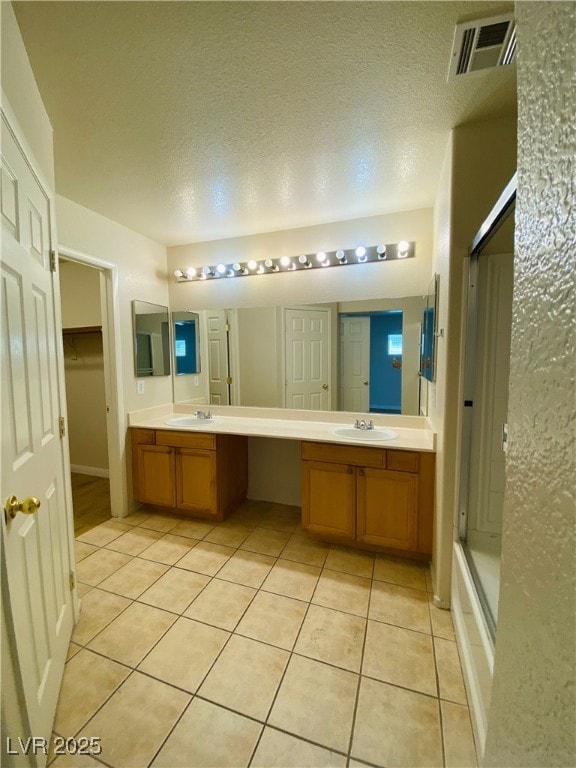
<box><xmin>1</xmin><ymin>114</ymin><xmax>74</xmax><ymax>748</ymax></box>
<box><xmin>206</xmin><ymin>309</ymin><xmax>230</xmax><ymax>404</ymax></box>
<box><xmin>284</xmin><ymin>307</ymin><xmax>331</xmax><ymax>410</ymax></box>
<box><xmin>339</xmin><ymin>316</ymin><xmax>370</xmax><ymax>412</ymax></box>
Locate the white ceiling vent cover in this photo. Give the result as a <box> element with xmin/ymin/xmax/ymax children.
<box><xmin>448</xmin><ymin>13</ymin><xmax>516</xmax><ymax>80</ymax></box>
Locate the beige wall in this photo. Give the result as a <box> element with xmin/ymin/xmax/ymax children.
<box><xmin>56</xmin><ymin>195</ymin><xmax>169</xmax><ymax>512</ymax></box>
<box><xmin>429</xmin><ymin>114</ymin><xmax>517</xmax><ymax>605</ymax></box>
<box><xmin>59</xmin><ymin>261</ymin><xmax>108</xmax><ymax>472</ymax></box>
<box><xmin>1</xmin><ymin>2</ymin><xmax>54</xmax><ymax>188</ymax></box>
<box><xmin>168</xmin><ymin>208</ymin><xmax>433</xmax><ymax>310</ymax></box>
<box><xmin>483</xmin><ymin>3</ymin><xmax>575</xmax><ymax>765</ymax></box>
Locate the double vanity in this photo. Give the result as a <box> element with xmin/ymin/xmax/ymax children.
<box><xmin>129</xmin><ymin>406</ymin><xmax>435</xmax><ymax>561</ymax></box>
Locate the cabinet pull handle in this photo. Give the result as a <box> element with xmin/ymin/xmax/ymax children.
<box><xmin>359</xmin><ymin>469</ymin><xmax>365</xmax><ymax>477</ymax></box>
<box><xmin>347</xmin><ymin>467</ymin><xmax>353</xmax><ymax>474</ymax></box>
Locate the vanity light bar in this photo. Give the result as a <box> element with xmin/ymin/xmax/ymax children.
<box><xmin>173</xmin><ymin>241</ymin><xmax>415</xmax><ymax>282</ymax></box>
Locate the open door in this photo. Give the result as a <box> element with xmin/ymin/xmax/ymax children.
<box><xmin>1</xmin><ymin>111</ymin><xmax>75</xmax><ymax>755</ymax></box>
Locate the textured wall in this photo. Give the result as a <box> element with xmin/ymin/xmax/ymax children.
<box><xmin>483</xmin><ymin>3</ymin><xmax>576</xmax><ymax>766</ymax></box>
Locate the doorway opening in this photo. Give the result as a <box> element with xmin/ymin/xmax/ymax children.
<box><xmin>339</xmin><ymin>311</ymin><xmax>403</xmax><ymax>414</ymax></box>
<box><xmin>57</xmin><ymin>246</ymin><xmax>126</xmax><ymax>531</ymax></box>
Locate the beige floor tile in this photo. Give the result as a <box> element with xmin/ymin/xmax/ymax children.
<box><xmin>105</xmin><ymin>526</ymin><xmax>164</xmax><ymax>556</ymax></box>
<box><xmin>441</xmin><ymin>700</ymin><xmax>478</xmax><ymax>767</ymax></box>
<box><xmin>351</xmin><ymin>677</ymin><xmax>443</xmax><ymax>768</ymax></box>
<box><xmin>198</xmin><ymin>634</ymin><xmax>289</xmax><ymax>720</ymax></box>
<box><xmin>435</xmin><ymin>637</ymin><xmax>467</xmax><ymax>704</ymax></box>
<box><xmin>184</xmin><ymin>578</ymin><xmax>256</xmax><ymax>630</ymax></box>
<box><xmin>204</xmin><ymin>522</ymin><xmax>253</xmax><ymax>548</ymax></box>
<box><xmin>369</xmin><ymin>580</ymin><xmax>431</xmax><ymax>634</ymax></box>
<box><xmin>373</xmin><ymin>555</ymin><xmax>428</xmax><ymax>591</ymax></box>
<box><xmin>363</xmin><ymin>620</ymin><xmax>437</xmax><ymax>696</ymax></box>
<box><xmin>177</xmin><ymin>540</ymin><xmax>235</xmax><ymax>575</ymax></box>
<box><xmin>76</xmin><ymin>582</ymin><xmax>92</xmax><ymax>597</ymax></box>
<box><xmin>240</xmin><ymin>527</ymin><xmax>292</xmax><ymax>557</ymax></box>
<box><xmin>76</xmin><ymin>549</ymin><xmax>132</xmax><ymax>587</ymax></box>
<box><xmin>139</xmin><ymin>533</ymin><xmax>198</xmax><ymax>565</ymax></box>
<box><xmin>98</xmin><ymin>557</ymin><xmax>168</xmax><ymax>599</ymax></box>
<box><xmin>262</xmin><ymin>559</ymin><xmax>321</xmax><ymax>601</ymax></box>
<box><xmin>251</xmin><ymin>727</ymin><xmax>347</xmax><ymax>767</ymax></box>
<box><xmin>230</xmin><ymin>504</ymin><xmax>267</xmax><ymax>527</ymax></box>
<box><xmin>152</xmin><ymin>697</ymin><xmax>262</xmax><ymax>768</ymax></box>
<box><xmin>324</xmin><ymin>546</ymin><xmax>374</xmax><ymax>579</ymax></box>
<box><xmin>139</xmin><ymin>568</ymin><xmax>210</xmax><ymax>614</ymax></box>
<box><xmin>269</xmin><ymin>655</ymin><xmax>358</xmax><ymax>753</ymax></box>
<box><xmin>74</xmin><ymin>540</ymin><xmax>98</xmax><ymax>563</ymax></box>
<box><xmin>87</xmin><ymin>602</ymin><xmax>176</xmax><ymax>667</ymax></box>
<box><xmin>280</xmin><ymin>534</ymin><xmax>330</xmax><ymax>567</ymax></box>
<box><xmin>217</xmin><ymin>549</ymin><xmax>276</xmax><ymax>588</ymax></box>
<box><xmin>170</xmin><ymin>518</ymin><xmax>215</xmax><ymax>539</ymax></box>
<box><xmin>66</xmin><ymin>642</ymin><xmax>81</xmax><ymax>661</ymax></box>
<box><xmin>79</xmin><ymin>672</ymin><xmax>190</xmax><ymax>768</ymax></box>
<box><xmin>259</xmin><ymin>507</ymin><xmax>301</xmax><ymax>534</ymax></box>
<box><xmin>312</xmin><ymin>570</ymin><xmax>371</xmax><ymax>617</ymax></box>
<box><xmin>54</xmin><ymin>649</ymin><xmax>129</xmax><ymax>736</ymax></box>
<box><xmin>426</xmin><ymin>568</ymin><xmax>434</xmax><ymax>594</ymax></box>
<box><xmin>50</xmin><ymin>753</ymin><xmax>102</xmax><ymax>768</ymax></box>
<box><xmin>429</xmin><ymin>599</ymin><xmax>456</xmax><ymax>640</ymax></box>
<box><xmin>295</xmin><ymin>604</ymin><xmax>366</xmax><ymax>673</ymax></box>
<box><xmin>121</xmin><ymin>511</ymin><xmax>155</xmax><ymax>526</ymax></box>
<box><xmin>236</xmin><ymin>591</ymin><xmax>307</xmax><ymax>650</ymax></box>
<box><xmin>138</xmin><ymin>616</ymin><xmax>229</xmax><ymax>692</ymax></box>
<box><xmin>76</xmin><ymin>520</ymin><xmax>131</xmax><ymax>547</ymax></box>
<box><xmin>138</xmin><ymin>513</ymin><xmax>182</xmax><ymax>533</ymax></box>
<box><xmin>72</xmin><ymin>588</ymin><xmax>131</xmax><ymax>646</ymax></box>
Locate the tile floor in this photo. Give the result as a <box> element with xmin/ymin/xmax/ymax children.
<box><xmin>52</xmin><ymin>500</ymin><xmax>477</xmax><ymax>768</ymax></box>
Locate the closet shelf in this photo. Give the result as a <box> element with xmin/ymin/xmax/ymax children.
<box><xmin>62</xmin><ymin>326</ymin><xmax>102</xmax><ymax>335</ymax></box>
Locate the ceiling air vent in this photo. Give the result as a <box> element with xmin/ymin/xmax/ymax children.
<box><xmin>448</xmin><ymin>13</ymin><xmax>516</xmax><ymax>80</ymax></box>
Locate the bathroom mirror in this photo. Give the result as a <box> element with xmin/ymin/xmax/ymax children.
<box><xmin>173</xmin><ymin>311</ymin><xmax>201</xmax><ymax>375</ymax></box>
<box><xmin>173</xmin><ymin>295</ymin><xmax>427</xmax><ymax>415</ymax></box>
<box><xmin>132</xmin><ymin>300</ymin><xmax>170</xmax><ymax>377</ymax></box>
<box><xmin>420</xmin><ymin>274</ymin><xmax>438</xmax><ymax>382</ymax></box>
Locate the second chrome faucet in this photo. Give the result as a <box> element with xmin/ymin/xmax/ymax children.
<box><xmin>354</xmin><ymin>418</ymin><xmax>374</xmax><ymax>430</ymax></box>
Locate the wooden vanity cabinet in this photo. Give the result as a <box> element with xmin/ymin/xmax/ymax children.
<box><xmin>131</xmin><ymin>428</ymin><xmax>247</xmax><ymax>520</ymax></box>
<box><xmin>301</xmin><ymin>441</ymin><xmax>434</xmax><ymax>557</ymax></box>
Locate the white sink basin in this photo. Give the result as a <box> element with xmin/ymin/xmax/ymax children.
<box><xmin>331</xmin><ymin>427</ymin><xmax>397</xmax><ymax>441</ymax></box>
<box><xmin>165</xmin><ymin>416</ymin><xmax>214</xmax><ymax>426</ymax></box>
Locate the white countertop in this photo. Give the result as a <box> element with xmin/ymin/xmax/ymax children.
<box><xmin>128</xmin><ymin>404</ymin><xmax>436</xmax><ymax>452</ymax></box>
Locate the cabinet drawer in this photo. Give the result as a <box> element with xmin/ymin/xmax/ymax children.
<box><xmin>131</xmin><ymin>428</ymin><xmax>155</xmax><ymax>445</ymax></box>
<box><xmin>387</xmin><ymin>450</ymin><xmax>420</xmax><ymax>473</ymax></box>
<box><xmin>302</xmin><ymin>441</ymin><xmax>385</xmax><ymax>469</ymax></box>
<box><xmin>156</xmin><ymin>430</ymin><xmax>216</xmax><ymax>450</ymax></box>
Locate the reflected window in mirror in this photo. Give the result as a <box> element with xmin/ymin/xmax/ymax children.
<box><xmin>132</xmin><ymin>300</ymin><xmax>170</xmax><ymax>377</ymax></box>
<box><xmin>173</xmin><ymin>311</ymin><xmax>201</xmax><ymax>375</ymax></box>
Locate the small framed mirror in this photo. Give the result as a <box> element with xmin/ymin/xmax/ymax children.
<box><xmin>132</xmin><ymin>300</ymin><xmax>171</xmax><ymax>377</ymax></box>
<box><xmin>173</xmin><ymin>311</ymin><xmax>201</xmax><ymax>374</ymax></box>
<box><xmin>420</xmin><ymin>274</ymin><xmax>439</xmax><ymax>382</ymax></box>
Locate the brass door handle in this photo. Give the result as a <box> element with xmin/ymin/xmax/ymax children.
<box><xmin>363</xmin><ymin>380</ymin><xmax>368</xmax><ymax>385</ymax></box>
<box><xmin>4</xmin><ymin>495</ymin><xmax>41</xmax><ymax>521</ymax></box>
<box><xmin>322</xmin><ymin>384</ymin><xmax>328</xmax><ymax>390</ymax></box>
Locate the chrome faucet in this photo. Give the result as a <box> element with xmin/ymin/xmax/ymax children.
<box><xmin>193</xmin><ymin>410</ymin><xmax>212</xmax><ymax>420</ymax></box>
<box><xmin>354</xmin><ymin>418</ymin><xmax>374</xmax><ymax>430</ymax></box>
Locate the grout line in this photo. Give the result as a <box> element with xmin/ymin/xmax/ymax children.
<box><xmin>428</xmin><ymin>598</ymin><xmax>447</xmax><ymax>768</ymax></box>
<box><xmin>345</xmin><ymin>572</ymin><xmax>371</xmax><ymax>765</ymax></box>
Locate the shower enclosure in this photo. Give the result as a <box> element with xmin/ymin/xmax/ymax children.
<box><xmin>452</xmin><ymin>174</ymin><xmax>516</xmax><ymax>750</ymax></box>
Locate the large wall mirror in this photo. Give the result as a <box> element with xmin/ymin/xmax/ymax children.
<box><xmin>132</xmin><ymin>300</ymin><xmax>170</xmax><ymax>377</ymax></box>
<box><xmin>420</xmin><ymin>274</ymin><xmax>439</xmax><ymax>382</ymax></box>
<box><xmin>173</xmin><ymin>295</ymin><xmax>427</xmax><ymax>415</ymax></box>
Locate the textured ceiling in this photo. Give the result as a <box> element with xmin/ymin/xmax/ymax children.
<box><xmin>13</xmin><ymin>1</ymin><xmax>516</xmax><ymax>246</ymax></box>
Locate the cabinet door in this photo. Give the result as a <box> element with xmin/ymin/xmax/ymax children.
<box><xmin>357</xmin><ymin>468</ymin><xmax>418</xmax><ymax>551</ymax></box>
<box><xmin>136</xmin><ymin>444</ymin><xmax>176</xmax><ymax>507</ymax></box>
<box><xmin>302</xmin><ymin>460</ymin><xmax>356</xmax><ymax>540</ymax></box>
<box><xmin>176</xmin><ymin>448</ymin><xmax>217</xmax><ymax>516</ymax></box>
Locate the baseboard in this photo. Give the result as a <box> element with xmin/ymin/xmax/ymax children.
<box><xmin>70</xmin><ymin>464</ymin><xmax>110</xmax><ymax>478</ymax></box>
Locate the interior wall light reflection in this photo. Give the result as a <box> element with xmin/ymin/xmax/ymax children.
<box><xmin>174</xmin><ymin>241</ymin><xmax>415</xmax><ymax>282</ymax></box>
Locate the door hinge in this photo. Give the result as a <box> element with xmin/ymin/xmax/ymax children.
<box><xmin>225</xmin><ymin>322</ymin><xmax>231</xmax><ymax>332</ymax></box>
<box><xmin>69</xmin><ymin>571</ymin><xmax>76</xmax><ymax>591</ymax></box>
<box><xmin>50</xmin><ymin>250</ymin><xmax>57</xmax><ymax>272</ymax></box>
<box><xmin>226</xmin><ymin>376</ymin><xmax>233</xmax><ymax>385</ymax></box>
<box><xmin>58</xmin><ymin>416</ymin><xmax>66</xmax><ymax>438</ymax></box>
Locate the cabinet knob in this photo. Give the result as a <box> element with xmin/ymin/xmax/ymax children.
<box><xmin>359</xmin><ymin>469</ymin><xmax>365</xmax><ymax>477</ymax></box>
<box><xmin>347</xmin><ymin>467</ymin><xmax>353</xmax><ymax>474</ymax></box>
